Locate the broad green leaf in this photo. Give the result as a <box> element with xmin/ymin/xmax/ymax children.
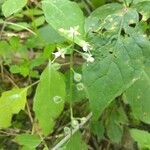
<box><xmin>85</xmin><ymin>3</ymin><xmax>123</xmax><ymax>32</ymax></box>
<box><xmin>15</xmin><ymin>134</ymin><xmax>41</xmax><ymax>150</ymax></box>
<box><xmin>42</xmin><ymin>0</ymin><xmax>85</xmax><ymax>44</ymax></box>
<box><xmin>130</xmin><ymin>129</ymin><xmax>150</xmax><ymax>149</ymax></box>
<box><xmin>0</xmin><ymin>88</ymin><xmax>27</xmax><ymax>128</ymax></box>
<box><xmin>133</xmin><ymin>0</ymin><xmax>150</xmax><ymax>4</ymax></box>
<box><xmin>2</xmin><ymin>0</ymin><xmax>27</xmax><ymax>17</ymax></box>
<box><xmin>133</xmin><ymin>1</ymin><xmax>150</xmax><ymax>21</ymax></box>
<box><xmin>38</xmin><ymin>25</ymin><xmax>65</xmax><ymax>45</ymax></box>
<box><xmin>123</xmin><ymin>69</ymin><xmax>150</xmax><ymax>123</ymax></box>
<box><xmin>33</xmin><ymin>63</ymin><xmax>66</xmax><ymax>135</ymax></box>
<box><xmin>83</xmin><ymin>4</ymin><xmax>150</xmax><ymax>120</ymax></box>
<box><xmin>61</xmin><ymin>132</ymin><xmax>87</xmax><ymax>150</ymax></box>
<box><xmin>83</xmin><ymin>35</ymin><xmax>145</xmax><ymax>120</ymax></box>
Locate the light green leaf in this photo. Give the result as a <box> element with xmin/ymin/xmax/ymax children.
<box><xmin>42</xmin><ymin>0</ymin><xmax>85</xmax><ymax>44</ymax></box>
<box><xmin>15</xmin><ymin>133</ymin><xmax>41</xmax><ymax>150</ymax></box>
<box><xmin>0</xmin><ymin>88</ymin><xmax>27</xmax><ymax>128</ymax></box>
<box><xmin>130</xmin><ymin>129</ymin><xmax>150</xmax><ymax>149</ymax></box>
<box><xmin>62</xmin><ymin>132</ymin><xmax>87</xmax><ymax>150</ymax></box>
<box><xmin>33</xmin><ymin>62</ymin><xmax>66</xmax><ymax>135</ymax></box>
<box><xmin>2</xmin><ymin>0</ymin><xmax>27</xmax><ymax>17</ymax></box>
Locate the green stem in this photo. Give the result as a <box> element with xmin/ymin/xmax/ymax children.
<box><xmin>70</xmin><ymin>47</ymin><xmax>73</xmax><ymax>120</ymax></box>
<box><xmin>123</xmin><ymin>0</ymin><xmax>128</xmax><ymax>7</ymax></box>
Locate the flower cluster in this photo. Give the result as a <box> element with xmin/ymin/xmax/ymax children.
<box><xmin>57</xmin><ymin>26</ymin><xmax>95</xmax><ymax>63</ymax></box>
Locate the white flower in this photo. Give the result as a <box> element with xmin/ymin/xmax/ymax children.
<box><xmin>87</xmin><ymin>55</ymin><xmax>94</xmax><ymax>62</ymax></box>
<box><xmin>67</xmin><ymin>26</ymin><xmax>80</xmax><ymax>38</ymax></box>
<box><xmin>82</xmin><ymin>53</ymin><xmax>95</xmax><ymax>63</ymax></box>
<box><xmin>53</xmin><ymin>47</ymin><xmax>66</xmax><ymax>59</ymax></box>
<box><xmin>80</xmin><ymin>40</ymin><xmax>92</xmax><ymax>52</ymax></box>
<box><xmin>53</xmin><ymin>51</ymin><xmax>61</xmax><ymax>58</ymax></box>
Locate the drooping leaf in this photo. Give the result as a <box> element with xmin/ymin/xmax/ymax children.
<box><xmin>123</xmin><ymin>69</ymin><xmax>150</xmax><ymax>123</ymax></box>
<box><xmin>42</xmin><ymin>0</ymin><xmax>85</xmax><ymax>44</ymax></box>
<box><xmin>15</xmin><ymin>133</ymin><xmax>41</xmax><ymax>150</ymax></box>
<box><xmin>130</xmin><ymin>129</ymin><xmax>150</xmax><ymax>149</ymax></box>
<box><xmin>133</xmin><ymin>1</ymin><xmax>150</xmax><ymax>21</ymax></box>
<box><xmin>62</xmin><ymin>132</ymin><xmax>88</xmax><ymax>150</ymax></box>
<box><xmin>2</xmin><ymin>0</ymin><xmax>27</xmax><ymax>17</ymax></box>
<box><xmin>33</xmin><ymin>62</ymin><xmax>66</xmax><ymax>135</ymax></box>
<box><xmin>105</xmin><ymin>102</ymin><xmax>128</xmax><ymax>143</ymax></box>
<box><xmin>0</xmin><ymin>88</ymin><xmax>27</xmax><ymax>128</ymax></box>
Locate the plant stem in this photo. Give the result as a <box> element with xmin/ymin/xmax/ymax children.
<box><xmin>123</xmin><ymin>0</ymin><xmax>128</xmax><ymax>7</ymax></box>
<box><xmin>51</xmin><ymin>112</ymin><xmax>92</xmax><ymax>150</ymax></box>
<box><xmin>69</xmin><ymin>46</ymin><xmax>73</xmax><ymax>120</ymax></box>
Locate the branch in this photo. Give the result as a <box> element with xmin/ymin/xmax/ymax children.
<box><xmin>51</xmin><ymin>112</ymin><xmax>92</xmax><ymax>150</ymax></box>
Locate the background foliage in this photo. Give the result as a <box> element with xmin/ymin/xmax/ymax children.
<box><xmin>0</xmin><ymin>0</ymin><xmax>150</xmax><ymax>149</ymax></box>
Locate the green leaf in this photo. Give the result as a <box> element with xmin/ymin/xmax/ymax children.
<box><xmin>15</xmin><ymin>133</ymin><xmax>41</xmax><ymax>150</ymax></box>
<box><xmin>42</xmin><ymin>0</ymin><xmax>85</xmax><ymax>44</ymax></box>
<box><xmin>133</xmin><ymin>1</ymin><xmax>150</xmax><ymax>21</ymax></box>
<box><xmin>105</xmin><ymin>102</ymin><xmax>128</xmax><ymax>143</ymax></box>
<box><xmin>83</xmin><ymin>36</ymin><xmax>144</xmax><ymax>120</ymax></box>
<box><xmin>38</xmin><ymin>25</ymin><xmax>65</xmax><ymax>45</ymax></box>
<box><xmin>0</xmin><ymin>88</ymin><xmax>27</xmax><ymax>128</ymax></box>
<box><xmin>2</xmin><ymin>0</ymin><xmax>27</xmax><ymax>17</ymax></box>
<box><xmin>130</xmin><ymin>129</ymin><xmax>150</xmax><ymax>149</ymax></box>
<box><xmin>123</xmin><ymin>69</ymin><xmax>150</xmax><ymax>123</ymax></box>
<box><xmin>85</xmin><ymin>3</ymin><xmax>123</xmax><ymax>32</ymax></box>
<box><xmin>62</xmin><ymin>132</ymin><xmax>87</xmax><ymax>150</ymax></box>
<box><xmin>0</xmin><ymin>41</ymin><xmax>11</xmax><ymax>58</ymax></box>
<box><xmin>33</xmin><ymin>62</ymin><xmax>66</xmax><ymax>135</ymax></box>
<box><xmin>83</xmin><ymin>4</ymin><xmax>150</xmax><ymax>120</ymax></box>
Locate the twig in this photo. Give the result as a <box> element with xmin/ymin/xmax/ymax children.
<box><xmin>51</xmin><ymin>112</ymin><xmax>92</xmax><ymax>150</ymax></box>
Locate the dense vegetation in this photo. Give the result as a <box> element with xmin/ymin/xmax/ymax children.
<box><xmin>0</xmin><ymin>0</ymin><xmax>150</xmax><ymax>149</ymax></box>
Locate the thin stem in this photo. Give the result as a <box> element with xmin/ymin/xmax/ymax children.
<box><xmin>69</xmin><ymin>48</ymin><xmax>73</xmax><ymax>120</ymax></box>
<box><xmin>51</xmin><ymin>112</ymin><xmax>92</xmax><ymax>150</ymax></box>
<box><xmin>123</xmin><ymin>0</ymin><xmax>128</xmax><ymax>7</ymax></box>
<box><xmin>1</xmin><ymin>21</ymin><xmax>37</xmax><ymax>35</ymax></box>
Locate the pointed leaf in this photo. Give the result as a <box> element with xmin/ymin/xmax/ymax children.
<box><xmin>33</xmin><ymin>63</ymin><xmax>66</xmax><ymax>135</ymax></box>
<box><xmin>123</xmin><ymin>69</ymin><xmax>150</xmax><ymax>123</ymax></box>
<box><xmin>2</xmin><ymin>0</ymin><xmax>27</xmax><ymax>17</ymax></box>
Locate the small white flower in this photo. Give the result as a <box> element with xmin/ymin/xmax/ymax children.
<box><xmin>74</xmin><ymin>72</ymin><xmax>82</xmax><ymax>82</ymax></box>
<box><xmin>53</xmin><ymin>47</ymin><xmax>66</xmax><ymax>59</ymax></box>
<box><xmin>53</xmin><ymin>51</ymin><xmax>61</xmax><ymax>58</ymax></box>
<box><xmin>80</xmin><ymin>40</ymin><xmax>92</xmax><ymax>52</ymax></box>
<box><xmin>67</xmin><ymin>26</ymin><xmax>80</xmax><ymax>38</ymax></box>
<box><xmin>83</xmin><ymin>53</ymin><xmax>95</xmax><ymax>63</ymax></box>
